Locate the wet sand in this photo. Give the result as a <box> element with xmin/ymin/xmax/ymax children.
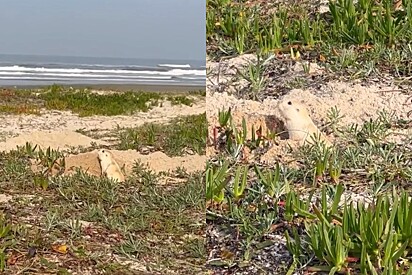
<box><xmin>1</xmin><ymin>83</ymin><xmax>205</xmax><ymax>93</ymax></box>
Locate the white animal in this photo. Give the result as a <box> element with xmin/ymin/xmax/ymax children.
<box><xmin>97</xmin><ymin>149</ymin><xmax>125</xmax><ymax>183</ymax></box>
<box><xmin>277</xmin><ymin>99</ymin><xmax>332</xmax><ymax>147</ymax></box>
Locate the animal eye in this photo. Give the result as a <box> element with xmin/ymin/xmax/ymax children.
<box><xmin>296</xmin><ymin>108</ymin><xmax>300</xmax><ymax>112</ymax></box>
<box><xmin>287</xmin><ymin>101</ymin><xmax>292</xmax><ymax>105</ymax></box>
<box><xmin>102</xmin><ymin>150</ymin><xmax>105</xmax><ymax>153</ymax></box>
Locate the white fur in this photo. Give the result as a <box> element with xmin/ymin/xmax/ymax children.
<box><xmin>277</xmin><ymin>99</ymin><xmax>331</xmax><ymax>147</ymax></box>
<box><xmin>97</xmin><ymin>149</ymin><xmax>125</xmax><ymax>183</ymax></box>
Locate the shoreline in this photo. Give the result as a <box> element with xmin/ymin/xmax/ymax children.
<box><xmin>0</xmin><ymin>83</ymin><xmax>205</xmax><ymax>93</ymax></box>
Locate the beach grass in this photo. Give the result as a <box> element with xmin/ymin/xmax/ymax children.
<box><xmin>206</xmin><ymin>0</ymin><xmax>412</xmax><ymax>269</ymax></box>
<box><xmin>207</xmin><ymin>0</ymin><xmax>412</xmax><ymax>89</ymax></box>
<box><xmin>206</xmin><ymin>107</ymin><xmax>412</xmax><ymax>273</ymax></box>
<box><xmin>0</xmin><ymin>104</ymin><xmax>40</xmax><ymax>115</ymax></box>
<box><xmin>117</xmin><ymin>113</ymin><xmax>207</xmax><ymax>156</ymax></box>
<box><xmin>40</xmin><ymin>87</ymin><xmax>163</xmax><ymax>116</ymax></box>
<box><xmin>0</xmin><ymin>78</ymin><xmax>207</xmax><ymax>273</ymax></box>
<box><xmin>0</xmin><ymin>85</ymin><xmax>204</xmax><ymax>116</ymax></box>
<box><xmin>0</xmin><ymin>114</ymin><xmax>207</xmax><ymax>273</ymax></box>
<box><xmin>206</xmin><ymin>0</ymin><xmax>412</xmax><ymax>274</ymax></box>
<box><xmin>0</xmin><ymin>149</ymin><xmax>205</xmax><ymax>274</ymax></box>
<box><xmin>207</xmin><ymin>0</ymin><xmax>412</xmax><ymax>54</ymax></box>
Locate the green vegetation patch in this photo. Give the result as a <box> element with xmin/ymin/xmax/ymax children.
<box><xmin>39</xmin><ymin>85</ymin><xmax>162</xmax><ymax>116</ymax></box>
<box><xmin>117</xmin><ymin>113</ymin><xmax>207</xmax><ymax>156</ymax></box>
<box><xmin>0</xmin><ymin>85</ymin><xmax>203</xmax><ymax>116</ymax></box>
<box><xmin>207</xmin><ymin>0</ymin><xmax>412</xmax><ymax>83</ymax></box>
<box><xmin>206</xmin><ymin>108</ymin><xmax>412</xmax><ymax>274</ymax></box>
<box><xmin>207</xmin><ymin>0</ymin><xmax>412</xmax><ymax>56</ymax></box>
<box><xmin>0</xmin><ymin>145</ymin><xmax>205</xmax><ymax>274</ymax></box>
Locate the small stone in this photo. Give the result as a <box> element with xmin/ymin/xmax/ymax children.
<box><xmin>0</xmin><ymin>194</ymin><xmax>12</xmax><ymax>203</ymax></box>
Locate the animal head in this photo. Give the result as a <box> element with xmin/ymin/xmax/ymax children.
<box><xmin>277</xmin><ymin>99</ymin><xmax>310</xmax><ymax>121</ymax></box>
<box><xmin>97</xmin><ymin>149</ymin><xmax>112</xmax><ymax>161</ymax></box>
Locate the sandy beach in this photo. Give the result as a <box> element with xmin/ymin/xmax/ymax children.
<box><xmin>0</xmin><ymin>0</ymin><xmax>207</xmax><ymax>273</ymax></box>
<box><xmin>0</xmin><ymin>85</ymin><xmax>206</xmax><ymax>168</ymax></box>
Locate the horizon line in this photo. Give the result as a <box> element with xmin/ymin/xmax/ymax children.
<box><xmin>0</xmin><ymin>52</ymin><xmax>205</xmax><ymax>63</ymax></box>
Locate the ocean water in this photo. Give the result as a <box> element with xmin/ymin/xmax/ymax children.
<box><xmin>0</xmin><ymin>54</ymin><xmax>205</xmax><ymax>87</ymax></box>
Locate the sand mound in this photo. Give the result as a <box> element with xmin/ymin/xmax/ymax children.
<box><xmin>0</xmin><ymin>98</ymin><xmax>207</xmax><ymax>177</ymax></box>
<box><xmin>0</xmin><ymin>100</ymin><xmax>205</xmax><ymax>140</ymax></box>
<box><xmin>64</xmin><ymin>149</ymin><xmax>206</xmax><ymax>177</ymax></box>
<box><xmin>207</xmin><ymin>54</ymin><xmax>411</xmax><ymax>128</ymax></box>
<box><xmin>0</xmin><ymin>130</ymin><xmax>107</xmax><ymax>152</ymax></box>
<box><xmin>207</xmin><ymin>55</ymin><xmax>412</xmax><ymax>163</ymax></box>
<box><xmin>207</xmin><ymin>84</ymin><xmax>412</xmax><ymax>163</ymax></box>
<box><xmin>207</xmin><ymin>110</ymin><xmax>284</xmax><ymax>142</ymax></box>
<box><xmin>207</xmin><ymin>82</ymin><xmax>411</xmax><ymax>126</ymax></box>
<box><xmin>207</xmin><ymin>82</ymin><xmax>412</xmax><ymax>138</ymax></box>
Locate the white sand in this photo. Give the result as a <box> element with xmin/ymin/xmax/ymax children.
<box><xmin>0</xmin><ymin>97</ymin><xmax>206</xmax><ymax>174</ymax></box>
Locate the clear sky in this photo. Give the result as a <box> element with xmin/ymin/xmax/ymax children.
<box><xmin>0</xmin><ymin>0</ymin><xmax>205</xmax><ymax>61</ymax></box>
